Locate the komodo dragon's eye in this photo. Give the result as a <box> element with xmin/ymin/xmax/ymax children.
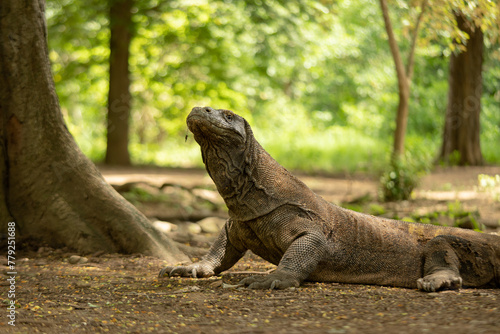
<box><xmin>225</xmin><ymin>113</ymin><xmax>233</xmax><ymax>122</ymax></box>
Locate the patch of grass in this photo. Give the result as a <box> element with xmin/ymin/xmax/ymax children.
<box><xmin>343</xmin><ymin>204</ymin><xmax>364</xmax><ymax>213</ymax></box>
<box><xmin>130</xmin><ymin>138</ymin><xmax>204</xmax><ymax>168</ymax></box>
<box><xmin>368</xmin><ymin>203</ymin><xmax>386</xmax><ymax>216</ymax></box>
<box><xmin>121</xmin><ymin>186</ymin><xmax>165</xmax><ymax>204</ymax></box>
<box><xmin>440</xmin><ymin>183</ymin><xmax>453</xmax><ymax>191</ymax></box>
<box><xmin>482</xmin><ymin>144</ymin><xmax>500</xmax><ymax>164</ymax></box>
<box><xmin>259</xmin><ymin>125</ymin><xmax>388</xmax><ymax>174</ymax></box>
<box><xmin>378</xmin><ymin>138</ymin><xmax>434</xmax><ymax>202</ymax></box>
<box><xmin>379</xmin><ymin>156</ymin><xmax>422</xmax><ymax>202</ymax></box>
<box><xmin>478</xmin><ymin>174</ymin><xmax>500</xmax><ymax>202</ymax></box>
<box><xmin>411</xmin><ymin>201</ymin><xmax>484</xmax><ymax>231</ymax></box>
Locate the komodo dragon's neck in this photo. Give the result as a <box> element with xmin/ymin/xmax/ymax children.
<box><xmin>204</xmin><ymin>131</ymin><xmax>314</xmax><ymax>222</ymax></box>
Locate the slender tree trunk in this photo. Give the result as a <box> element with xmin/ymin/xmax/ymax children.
<box><xmin>379</xmin><ymin>0</ymin><xmax>427</xmax><ymax>159</ymax></box>
<box><xmin>438</xmin><ymin>13</ymin><xmax>484</xmax><ymax>166</ymax></box>
<box><xmin>379</xmin><ymin>0</ymin><xmax>408</xmax><ymax>158</ymax></box>
<box><xmin>105</xmin><ymin>0</ymin><xmax>132</xmax><ymax>165</ymax></box>
<box><xmin>0</xmin><ymin>0</ymin><xmax>187</xmax><ymax>263</ymax></box>
<box><xmin>393</xmin><ymin>85</ymin><xmax>410</xmax><ymax>157</ymax></box>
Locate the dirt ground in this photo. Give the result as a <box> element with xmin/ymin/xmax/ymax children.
<box><xmin>2</xmin><ymin>166</ymin><xmax>500</xmax><ymax>333</ymax></box>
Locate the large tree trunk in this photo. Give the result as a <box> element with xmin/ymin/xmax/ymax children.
<box><xmin>0</xmin><ymin>0</ymin><xmax>187</xmax><ymax>263</ymax></box>
<box><xmin>105</xmin><ymin>0</ymin><xmax>132</xmax><ymax>166</ymax></box>
<box><xmin>438</xmin><ymin>14</ymin><xmax>484</xmax><ymax>166</ymax></box>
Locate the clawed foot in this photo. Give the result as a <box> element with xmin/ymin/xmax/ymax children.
<box><xmin>417</xmin><ymin>270</ymin><xmax>463</xmax><ymax>292</ymax></box>
<box><xmin>158</xmin><ymin>262</ymin><xmax>215</xmax><ymax>279</ymax></box>
<box><xmin>239</xmin><ymin>272</ymin><xmax>300</xmax><ymax>290</ymax></box>
<box><xmin>159</xmin><ymin>265</ymin><xmax>301</xmax><ymax>290</ymax></box>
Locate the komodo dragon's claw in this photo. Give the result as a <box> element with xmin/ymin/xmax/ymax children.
<box><xmin>158</xmin><ymin>268</ymin><xmax>165</xmax><ymax>278</ymax></box>
<box><xmin>158</xmin><ymin>263</ymin><xmax>215</xmax><ymax>279</ymax></box>
<box><xmin>417</xmin><ymin>271</ymin><xmax>463</xmax><ymax>292</ymax></box>
<box><xmin>158</xmin><ymin>266</ymin><xmax>173</xmax><ymax>278</ymax></box>
<box><xmin>239</xmin><ymin>272</ymin><xmax>300</xmax><ymax>290</ymax></box>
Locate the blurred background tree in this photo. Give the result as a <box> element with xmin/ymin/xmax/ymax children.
<box><xmin>435</xmin><ymin>1</ymin><xmax>499</xmax><ymax>166</ymax></box>
<box><xmin>106</xmin><ymin>0</ymin><xmax>134</xmax><ymax>166</ymax></box>
<box><xmin>378</xmin><ymin>0</ymin><xmax>428</xmax><ymax>160</ymax></box>
<box><xmin>45</xmin><ymin>0</ymin><xmax>500</xmax><ymax>174</ymax></box>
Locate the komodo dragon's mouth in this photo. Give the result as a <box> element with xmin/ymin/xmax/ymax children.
<box><xmin>187</xmin><ymin>110</ymin><xmax>222</xmax><ymax>132</ymax></box>
<box><xmin>186</xmin><ymin>116</ymin><xmax>224</xmax><ymax>142</ymax></box>
<box><xmin>187</xmin><ymin>109</ymin><xmax>246</xmax><ymax>144</ymax></box>
<box><xmin>186</xmin><ymin>115</ymin><xmax>206</xmax><ymax>134</ymax></box>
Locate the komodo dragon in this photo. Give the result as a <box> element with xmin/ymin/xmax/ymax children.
<box><xmin>159</xmin><ymin>106</ymin><xmax>500</xmax><ymax>292</ymax></box>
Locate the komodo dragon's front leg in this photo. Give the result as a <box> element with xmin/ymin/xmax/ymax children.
<box><xmin>240</xmin><ymin>230</ymin><xmax>328</xmax><ymax>289</ymax></box>
<box><xmin>159</xmin><ymin>220</ymin><xmax>246</xmax><ymax>278</ymax></box>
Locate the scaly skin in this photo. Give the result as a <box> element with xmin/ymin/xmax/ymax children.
<box><xmin>159</xmin><ymin>107</ymin><xmax>500</xmax><ymax>291</ymax></box>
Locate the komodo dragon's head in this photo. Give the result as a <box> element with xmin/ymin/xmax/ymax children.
<box><xmin>187</xmin><ymin>106</ymin><xmax>248</xmax><ymax>149</ymax></box>
<box><xmin>186</xmin><ymin>107</ymin><xmax>252</xmax><ymax>198</ymax></box>
<box><xmin>186</xmin><ymin>106</ymin><xmax>311</xmax><ymax>221</ymax></box>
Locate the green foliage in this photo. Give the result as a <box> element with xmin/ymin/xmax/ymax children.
<box><xmin>122</xmin><ymin>187</ymin><xmax>160</xmax><ymax>204</ymax></box>
<box><xmin>45</xmin><ymin>0</ymin><xmax>500</xmax><ymax>173</ymax></box>
<box><xmin>46</xmin><ymin>0</ymin><xmax>109</xmax><ymax>160</ymax></box>
<box><xmin>478</xmin><ymin>174</ymin><xmax>500</xmax><ymax>202</ymax></box>
<box><xmin>481</xmin><ymin>56</ymin><xmax>500</xmax><ymax>165</ymax></box>
<box><xmin>411</xmin><ymin>201</ymin><xmax>484</xmax><ymax>231</ymax></box>
<box><xmin>368</xmin><ymin>204</ymin><xmax>386</xmax><ymax>216</ymax></box>
<box><xmin>252</xmin><ymin>98</ymin><xmax>389</xmax><ymax>173</ymax></box>
<box><xmin>379</xmin><ymin>154</ymin><xmax>427</xmax><ymax>202</ymax></box>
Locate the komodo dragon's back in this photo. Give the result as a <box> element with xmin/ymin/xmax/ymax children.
<box><xmin>160</xmin><ymin>107</ymin><xmax>500</xmax><ymax>292</ymax></box>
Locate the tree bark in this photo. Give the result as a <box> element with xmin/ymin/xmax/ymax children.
<box><xmin>438</xmin><ymin>13</ymin><xmax>484</xmax><ymax>166</ymax></box>
<box><xmin>392</xmin><ymin>85</ymin><xmax>410</xmax><ymax>157</ymax></box>
<box><xmin>105</xmin><ymin>0</ymin><xmax>132</xmax><ymax>166</ymax></box>
<box><xmin>0</xmin><ymin>0</ymin><xmax>187</xmax><ymax>263</ymax></box>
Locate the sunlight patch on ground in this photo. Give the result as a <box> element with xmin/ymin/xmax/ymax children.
<box><xmin>415</xmin><ymin>190</ymin><xmax>490</xmax><ymax>202</ymax></box>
